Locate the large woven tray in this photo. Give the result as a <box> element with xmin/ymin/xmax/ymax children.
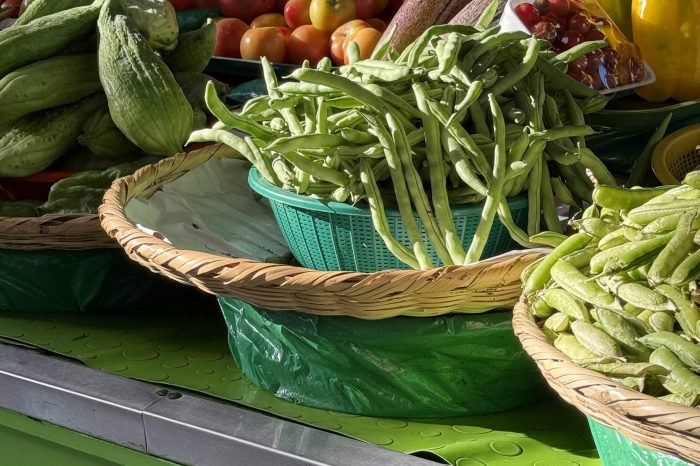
<box><xmin>99</xmin><ymin>144</ymin><xmax>544</xmax><ymax>318</ymax></box>
<box><xmin>513</xmin><ymin>298</ymin><xmax>700</xmax><ymax>464</ymax></box>
<box><xmin>0</xmin><ymin>214</ymin><xmax>115</xmax><ymax>250</ymax></box>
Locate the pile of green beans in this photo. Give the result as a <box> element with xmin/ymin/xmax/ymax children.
<box><xmin>189</xmin><ymin>24</ymin><xmax>614</xmax><ymax>270</ymax></box>
<box><xmin>523</xmin><ymin>172</ymin><xmax>700</xmax><ymax>408</ymax></box>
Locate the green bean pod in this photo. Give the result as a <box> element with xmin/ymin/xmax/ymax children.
<box><xmin>542</xmin><ymin>288</ymin><xmax>591</xmax><ymax>322</ymax></box>
<box><xmin>638</xmin><ymin>332</ymin><xmax>700</xmax><ymax>370</ymax></box>
<box><xmin>571</xmin><ymin>320</ymin><xmax>624</xmax><ymax>358</ymax></box>
<box><xmin>648</xmin><ymin>212</ymin><xmax>698</xmax><ymax>286</ymax></box>
<box><xmin>551</xmin><ymin>259</ymin><xmax>621</xmax><ymax>310</ymax></box>
<box><xmin>554</xmin><ymin>333</ymin><xmax>598</xmax><ymax>363</ymax></box>
<box><xmin>524</xmin><ymin>232</ymin><xmax>591</xmax><ymax>296</ymax></box>
<box><xmin>670</xmin><ymin>249</ymin><xmax>700</xmax><ymax>287</ymax></box>
<box><xmin>594</xmin><ymin>307</ymin><xmax>651</xmax><ymax>361</ymax></box>
<box><xmin>649</xmin><ymin>347</ymin><xmax>700</xmax><ymax>394</ymax></box>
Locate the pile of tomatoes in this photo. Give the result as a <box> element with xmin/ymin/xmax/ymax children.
<box><xmin>170</xmin><ymin>0</ymin><xmax>403</xmax><ymax>66</ymax></box>
<box><xmin>514</xmin><ymin>0</ymin><xmax>645</xmax><ymax>91</ymax></box>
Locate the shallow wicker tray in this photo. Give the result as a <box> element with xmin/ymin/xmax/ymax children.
<box><xmin>0</xmin><ymin>214</ymin><xmax>115</xmax><ymax>250</ymax></box>
<box><xmin>99</xmin><ymin>144</ymin><xmax>544</xmax><ymax>318</ymax></box>
<box><xmin>513</xmin><ymin>298</ymin><xmax>700</xmax><ymax>464</ymax></box>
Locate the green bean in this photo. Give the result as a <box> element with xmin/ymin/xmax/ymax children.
<box><xmin>269</xmin><ymin>94</ymin><xmax>302</xmax><ymax>110</ymax></box>
<box><xmin>428</xmin><ymin>99</ymin><xmax>492</xmax><ymax>179</ymax></box>
<box><xmin>188</xmin><ymin>129</ymin><xmax>278</xmax><ymax>183</ymax></box>
<box><xmin>590</xmin><ymin>233</ymin><xmax>673</xmax><ymax>275</ymax></box>
<box><xmin>595</xmin><ymin>307</ymin><xmax>651</xmax><ymax>361</ymax></box>
<box><xmin>275</xmin><ymin>82</ymin><xmax>340</xmax><ymax>96</ymax></box>
<box><xmin>650</xmin><ymin>347</ymin><xmax>700</xmax><ymax>395</ymax></box>
<box><xmin>437</xmin><ymin>32</ymin><xmax>462</xmax><ymax>75</ymax></box>
<box><xmin>469</xmin><ymin>102</ymin><xmax>491</xmax><ymax>138</ymax></box>
<box><xmin>649</xmin><ymin>312</ymin><xmax>675</xmax><ymax>333</ymax></box>
<box><xmin>627</xmin><ymin>113</ymin><xmax>673</xmax><ymax>187</ymax></box>
<box><xmin>593</xmin><ymin>185</ymin><xmax>670</xmax><ymax>212</ymax></box>
<box><xmin>648</xmin><ymin>212</ymin><xmax>698</xmax><ymax>286</ymax></box>
<box><xmin>535</xmin><ymin>55</ymin><xmax>598</xmax><ymax>98</ymax></box>
<box><xmin>508</xmin><ymin>140</ymin><xmax>546</xmax><ymax>197</ymax></box>
<box><xmin>531</xmin><ymin>125</ymin><xmax>597</xmax><ymax>141</ymax></box>
<box><xmin>281</xmin><ymin>152</ymin><xmax>349</xmax><ymax>187</ymax></box>
<box><xmin>405</xmin><ymin>24</ymin><xmax>480</xmax><ymax>67</ymax></box>
<box><xmin>670</xmin><ymin>248</ymin><xmax>700</xmax><ymax>287</ymax></box>
<box><xmin>365</xmin><ymin>83</ymin><xmax>422</xmax><ymax>121</ymax></box>
<box><xmin>461</xmin><ymin>31</ymin><xmax>530</xmax><ymax>72</ymax></box>
<box><xmin>551</xmin><ymin>259</ymin><xmax>621</xmax><ymax>310</ymax></box>
<box><xmin>641</xmin><ymin>332</ymin><xmax>700</xmax><ymax>370</ymax></box>
<box><xmin>561</xmin><ymin>246</ymin><xmax>596</xmax><ymax>269</ymax></box>
<box><xmin>497</xmin><ymin>198</ymin><xmax>539</xmax><ymax>248</ymax></box>
<box><xmin>532</xmin><ymin>298</ymin><xmax>555</xmax><ymax>318</ymax></box>
<box><xmin>414</xmin><ymin>83</ymin><xmax>465</xmax><ymax>264</ymax></box>
<box><xmin>571</xmin><ymin>320</ymin><xmax>624</xmax><ymax>358</ymax></box>
<box><xmin>363</xmin><ymin>113</ymin><xmax>433</xmax><ymax>268</ymax></box>
<box><xmin>578</xmin><ymin>94</ymin><xmax>610</xmax><ymax>114</ymax></box>
<box><xmin>571</xmin><ymin>218</ymin><xmax>618</xmax><ymax>239</ymax></box>
<box><xmin>527</xmin><ymin>158</ymin><xmax>543</xmax><ymax>236</ymax></box>
<box><xmin>502</xmin><ymin>130</ymin><xmax>529</xmax><ymax>196</ymax></box>
<box><xmin>556</xmin><ymin>162</ymin><xmax>593</xmax><ymax>203</ymax></box>
<box><xmin>342</xmin><ymin>60</ymin><xmax>414</xmax><ymax>81</ymax></box>
<box><xmin>552</xmin><ymin>40</ymin><xmax>607</xmax><ymax>65</ymax></box>
<box><xmin>266</xmin><ymin>134</ymin><xmax>347</xmax><ymax>154</ymax></box>
<box><xmin>485</xmin><ymin>38</ymin><xmax>540</xmax><ymax>101</ymax></box>
<box><xmin>442</xmin><ymin>131</ymin><xmax>489</xmax><ymax>197</ymax></box>
<box><xmin>543</xmin><ymin>288</ymin><xmax>591</xmax><ymax>322</ymax></box>
<box><xmin>346</xmin><ymin>40</ymin><xmax>360</xmax><ymax>64</ymax></box>
<box><xmin>523</xmin><ymin>232</ymin><xmax>591</xmax><ymax>297</ymax></box>
<box><xmin>291</xmin><ymin>68</ymin><xmax>388</xmax><ymax>114</ymax></box>
<box><xmin>464</xmin><ymin>95</ymin><xmax>508</xmax><ymax>264</ymax></box>
<box><xmin>541</xmin><ymin>162</ymin><xmax>562</xmax><ymax>234</ymax></box>
<box><xmin>598</xmin><ymin>227</ymin><xmax>628</xmax><ymax>250</ymax></box>
<box><xmin>340</xmin><ymin>128</ymin><xmax>376</xmax><ymax>144</ymax></box>
<box><xmin>316</xmin><ymin>98</ymin><xmax>328</xmax><ymax>134</ymax></box>
<box><xmin>575</xmin><ymin>146</ymin><xmax>617</xmax><ymax>186</ymax></box>
<box><xmin>452</xmin><ymin>80</ymin><xmax>483</xmax><ymax>126</ymax></box>
<box><xmin>302</xmin><ymin>98</ymin><xmax>316</xmax><ymax>134</ymax></box>
<box><xmin>358</xmin><ymin>159</ymin><xmax>418</xmax><ymax>269</ymax></box>
<box><xmin>627</xmin><ymin>199</ymin><xmax>700</xmax><ymax>226</ymax></box>
<box><xmin>585</xmin><ymin>362</ymin><xmax>667</xmax><ymax>378</ymax></box>
<box><xmin>241</xmin><ymin>95</ymin><xmax>271</xmax><ymax>116</ymax></box>
<box><xmin>203</xmin><ymin>82</ymin><xmax>276</xmax><ymax>141</ymax></box>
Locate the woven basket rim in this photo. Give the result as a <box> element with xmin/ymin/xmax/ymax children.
<box><xmin>99</xmin><ymin>143</ymin><xmax>544</xmax><ymax>318</ymax></box>
<box><xmin>513</xmin><ymin>296</ymin><xmax>700</xmax><ymax>464</ymax></box>
<box><xmin>0</xmin><ymin>212</ymin><xmax>115</xmax><ymax>250</ymax></box>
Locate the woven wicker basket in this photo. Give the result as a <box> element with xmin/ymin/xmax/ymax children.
<box><xmin>99</xmin><ymin>143</ymin><xmax>544</xmax><ymax>318</ymax></box>
<box><xmin>513</xmin><ymin>298</ymin><xmax>700</xmax><ymax>464</ymax></box>
<box><xmin>0</xmin><ymin>214</ymin><xmax>115</xmax><ymax>250</ymax></box>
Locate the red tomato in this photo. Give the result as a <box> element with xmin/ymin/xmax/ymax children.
<box><xmin>354</xmin><ymin>0</ymin><xmax>374</xmax><ymax>18</ymax></box>
<box><xmin>549</xmin><ymin>0</ymin><xmax>570</xmax><ymax>19</ymax></box>
<box><xmin>220</xmin><ymin>0</ymin><xmax>275</xmax><ymax>23</ymax></box>
<box><xmin>365</xmin><ymin>17</ymin><xmax>386</xmax><ymax>32</ymax></box>
<box><xmin>310</xmin><ymin>0</ymin><xmax>356</xmax><ymax>33</ymax></box>
<box><xmin>284</xmin><ymin>0</ymin><xmax>312</xmax><ymax>29</ymax></box>
<box><xmin>275</xmin><ymin>0</ymin><xmax>288</xmax><ymax>12</ymax></box>
<box><xmin>240</xmin><ymin>27</ymin><xmax>287</xmax><ymax>62</ymax></box>
<box><xmin>287</xmin><ymin>25</ymin><xmax>330</xmax><ymax>65</ymax></box>
<box><xmin>514</xmin><ymin>3</ymin><xmax>540</xmax><ymax>29</ymax></box>
<box><xmin>251</xmin><ymin>12</ymin><xmax>287</xmax><ymax>27</ymax></box>
<box><xmin>330</xmin><ymin>19</ymin><xmax>370</xmax><ymax>65</ymax></box>
<box><xmin>213</xmin><ymin>18</ymin><xmax>249</xmax><ymax>58</ymax></box>
<box><xmin>276</xmin><ymin>26</ymin><xmax>293</xmax><ymax>42</ymax></box>
<box><xmin>342</xmin><ymin>26</ymin><xmax>380</xmax><ymax>64</ymax></box>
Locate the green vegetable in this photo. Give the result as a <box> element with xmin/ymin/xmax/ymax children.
<box><xmin>164</xmin><ymin>18</ymin><xmax>215</xmax><ymax>73</ymax></box>
<box><xmin>78</xmin><ymin>105</ymin><xmax>141</xmax><ymax>158</ymax></box>
<box><xmin>98</xmin><ymin>0</ymin><xmax>192</xmax><ymax>155</ymax></box>
<box><xmin>0</xmin><ymin>95</ymin><xmax>104</xmax><ymax>177</ymax></box>
<box><xmin>14</xmin><ymin>0</ymin><xmax>94</xmax><ymax>25</ymax></box>
<box><xmin>119</xmin><ymin>0</ymin><xmax>179</xmax><ymax>51</ymax></box>
<box><xmin>0</xmin><ymin>200</ymin><xmax>41</xmax><ymax>217</ymax></box>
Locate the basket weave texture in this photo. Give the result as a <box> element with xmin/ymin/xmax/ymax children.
<box><xmin>0</xmin><ymin>214</ymin><xmax>115</xmax><ymax>250</ymax></box>
<box><xmin>99</xmin><ymin>144</ymin><xmax>544</xmax><ymax>318</ymax></box>
<box><xmin>513</xmin><ymin>298</ymin><xmax>700</xmax><ymax>464</ymax></box>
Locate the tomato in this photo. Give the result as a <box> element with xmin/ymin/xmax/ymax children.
<box><xmin>374</xmin><ymin>0</ymin><xmax>388</xmax><ymax>13</ymax></box>
<box><xmin>330</xmin><ymin>19</ymin><xmax>370</xmax><ymax>65</ymax></box>
<box><xmin>276</xmin><ymin>26</ymin><xmax>293</xmax><ymax>42</ymax></box>
<box><xmin>309</xmin><ymin>0</ymin><xmax>356</xmax><ymax>33</ymax></box>
<box><xmin>514</xmin><ymin>3</ymin><xmax>540</xmax><ymax>28</ymax></box>
<box><xmin>274</xmin><ymin>0</ymin><xmax>288</xmax><ymax>12</ymax></box>
<box><xmin>168</xmin><ymin>0</ymin><xmax>193</xmax><ymax>10</ymax></box>
<box><xmin>531</xmin><ymin>21</ymin><xmax>556</xmax><ymax>42</ymax></box>
<box><xmin>548</xmin><ymin>0</ymin><xmax>570</xmax><ymax>19</ymax></box>
<box><xmin>287</xmin><ymin>24</ymin><xmax>330</xmax><ymax>65</ymax></box>
<box><xmin>342</xmin><ymin>26</ymin><xmax>380</xmax><ymax>64</ymax></box>
<box><xmin>284</xmin><ymin>0</ymin><xmax>311</xmax><ymax>29</ymax></box>
<box><xmin>220</xmin><ymin>0</ymin><xmax>275</xmax><ymax>23</ymax></box>
<box><xmin>251</xmin><ymin>12</ymin><xmax>287</xmax><ymax>27</ymax></box>
<box><xmin>213</xmin><ymin>18</ymin><xmax>249</xmax><ymax>58</ymax></box>
<box><xmin>365</xmin><ymin>17</ymin><xmax>386</xmax><ymax>32</ymax></box>
<box><xmin>240</xmin><ymin>26</ymin><xmax>287</xmax><ymax>62</ymax></box>
<box><xmin>354</xmin><ymin>0</ymin><xmax>374</xmax><ymax>18</ymax></box>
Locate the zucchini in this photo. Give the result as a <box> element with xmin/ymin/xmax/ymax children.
<box><xmin>0</xmin><ymin>1</ymin><xmax>101</xmax><ymax>77</ymax></box>
<box><xmin>164</xmin><ymin>18</ymin><xmax>215</xmax><ymax>73</ymax></box>
<box><xmin>97</xmin><ymin>0</ymin><xmax>193</xmax><ymax>156</ymax></box>
<box><xmin>0</xmin><ymin>54</ymin><xmax>102</xmax><ymax>123</ymax></box>
<box><xmin>0</xmin><ymin>95</ymin><xmax>105</xmax><ymax>177</ymax></box>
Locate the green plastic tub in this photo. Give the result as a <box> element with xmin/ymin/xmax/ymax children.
<box><xmin>248</xmin><ymin>168</ymin><xmax>529</xmax><ymax>272</ymax></box>
<box><xmin>587</xmin><ymin>418</ymin><xmax>693</xmax><ymax>466</ymax></box>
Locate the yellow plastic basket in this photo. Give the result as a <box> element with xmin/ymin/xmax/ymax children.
<box><xmin>652</xmin><ymin>124</ymin><xmax>700</xmax><ymax>184</ymax></box>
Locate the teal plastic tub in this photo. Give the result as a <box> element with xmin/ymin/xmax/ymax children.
<box><xmin>248</xmin><ymin>168</ymin><xmax>529</xmax><ymax>272</ymax></box>
<box><xmin>587</xmin><ymin>418</ymin><xmax>694</xmax><ymax>466</ymax></box>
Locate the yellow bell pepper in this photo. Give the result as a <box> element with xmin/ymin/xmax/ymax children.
<box><xmin>596</xmin><ymin>0</ymin><xmax>632</xmax><ymax>39</ymax></box>
<box><xmin>633</xmin><ymin>0</ymin><xmax>700</xmax><ymax>102</ymax></box>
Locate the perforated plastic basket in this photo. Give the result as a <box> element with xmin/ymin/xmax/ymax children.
<box><xmin>249</xmin><ymin>168</ymin><xmax>528</xmax><ymax>272</ymax></box>
<box><xmin>652</xmin><ymin>124</ymin><xmax>700</xmax><ymax>184</ymax></box>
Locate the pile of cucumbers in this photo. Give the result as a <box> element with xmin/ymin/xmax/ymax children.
<box><xmin>523</xmin><ymin>174</ymin><xmax>700</xmax><ymax>407</ymax></box>
<box><xmin>0</xmin><ymin>0</ymin><xmax>228</xmax><ymax>216</ymax></box>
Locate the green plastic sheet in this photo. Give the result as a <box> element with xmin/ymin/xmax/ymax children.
<box><xmin>220</xmin><ymin>297</ymin><xmax>548</xmax><ymax>418</ymax></box>
<box><xmin>0</xmin><ymin>248</ymin><xmax>175</xmax><ymax>313</ymax></box>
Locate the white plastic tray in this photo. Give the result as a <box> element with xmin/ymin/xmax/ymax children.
<box><xmin>499</xmin><ymin>0</ymin><xmax>655</xmax><ymax>95</ymax></box>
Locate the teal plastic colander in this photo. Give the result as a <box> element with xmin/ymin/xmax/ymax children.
<box><xmin>249</xmin><ymin>168</ymin><xmax>529</xmax><ymax>273</ymax></box>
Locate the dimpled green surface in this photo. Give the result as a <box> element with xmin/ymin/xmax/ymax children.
<box><xmin>0</xmin><ymin>304</ymin><xmax>600</xmax><ymax>466</ymax></box>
